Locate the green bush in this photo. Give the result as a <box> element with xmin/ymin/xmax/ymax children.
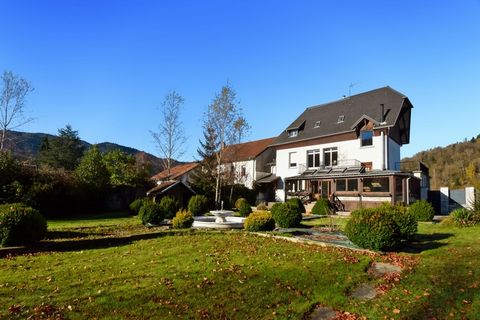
<box><xmin>188</xmin><ymin>195</ymin><xmax>209</xmax><ymax>216</ymax></box>
<box><xmin>384</xmin><ymin>203</ymin><xmax>417</xmax><ymax>240</ymax></box>
<box><xmin>238</xmin><ymin>201</ymin><xmax>252</xmax><ymax>217</ymax></box>
<box><xmin>345</xmin><ymin>207</ymin><xmax>400</xmax><ymax>251</ymax></box>
<box><xmin>244</xmin><ymin>211</ymin><xmax>275</xmax><ymax>231</ymax></box>
<box><xmin>286</xmin><ymin>198</ymin><xmax>306</xmax><ymax>213</ymax></box>
<box><xmin>235</xmin><ymin>198</ymin><xmax>248</xmax><ymax>210</ymax></box>
<box><xmin>172</xmin><ymin>210</ymin><xmax>194</xmax><ymax>229</ymax></box>
<box><xmin>256</xmin><ymin>202</ymin><xmax>268</xmax><ymax>211</ymax></box>
<box><xmin>139</xmin><ymin>202</ymin><xmax>165</xmax><ymax>225</ymax></box>
<box><xmin>451</xmin><ymin>207</ymin><xmax>480</xmax><ymax>227</ymax></box>
<box><xmin>159</xmin><ymin>196</ymin><xmax>180</xmax><ymax>219</ymax></box>
<box><xmin>408</xmin><ymin>200</ymin><xmax>435</xmax><ymax>222</ymax></box>
<box><xmin>271</xmin><ymin>202</ymin><xmax>302</xmax><ymax>228</ymax></box>
<box><xmin>129</xmin><ymin>198</ymin><xmax>147</xmax><ymax>215</ymax></box>
<box><xmin>0</xmin><ymin>203</ymin><xmax>47</xmax><ymax>247</ymax></box>
<box><xmin>311</xmin><ymin>199</ymin><xmax>331</xmax><ymax>215</ymax></box>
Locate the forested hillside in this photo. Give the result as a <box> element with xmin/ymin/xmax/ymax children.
<box><xmin>403</xmin><ymin>135</ymin><xmax>480</xmax><ymax>190</ymax></box>
<box><xmin>3</xmin><ymin>130</ymin><xmax>178</xmax><ymax>175</ymax></box>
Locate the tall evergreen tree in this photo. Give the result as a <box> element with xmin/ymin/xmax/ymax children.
<box><xmin>191</xmin><ymin>126</ymin><xmax>218</xmax><ymax>199</ymax></box>
<box><xmin>38</xmin><ymin>125</ymin><xmax>85</xmax><ymax>170</ymax></box>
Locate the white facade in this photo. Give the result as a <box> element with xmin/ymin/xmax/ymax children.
<box><xmin>228</xmin><ymin>159</ymin><xmax>256</xmax><ymax>189</ymax></box>
<box><xmin>275</xmin><ymin>135</ymin><xmax>401</xmax><ymax>201</ymax></box>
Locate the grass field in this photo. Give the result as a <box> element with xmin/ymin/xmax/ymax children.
<box><xmin>0</xmin><ymin>214</ymin><xmax>479</xmax><ymax>319</ymax></box>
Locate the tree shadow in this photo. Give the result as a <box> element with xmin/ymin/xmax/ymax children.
<box><xmin>396</xmin><ymin>233</ymin><xmax>454</xmax><ymax>253</ymax></box>
<box><xmin>46</xmin><ymin>230</ymin><xmax>91</xmax><ymax>240</ymax></box>
<box><xmin>0</xmin><ymin>230</ymin><xmax>189</xmax><ymax>258</ymax></box>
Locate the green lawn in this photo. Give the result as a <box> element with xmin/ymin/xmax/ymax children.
<box><xmin>0</xmin><ymin>214</ymin><xmax>479</xmax><ymax>319</ymax></box>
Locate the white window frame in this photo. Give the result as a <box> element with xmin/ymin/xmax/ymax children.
<box><xmin>307</xmin><ymin>149</ymin><xmax>321</xmax><ymax>168</ymax></box>
<box><xmin>289</xmin><ymin>152</ymin><xmax>297</xmax><ymax>168</ymax></box>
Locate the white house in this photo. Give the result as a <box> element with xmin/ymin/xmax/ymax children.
<box><xmin>221</xmin><ymin>137</ymin><xmax>276</xmax><ymax>190</ymax></box>
<box><xmin>269</xmin><ymin>86</ymin><xmax>424</xmax><ymax>210</ymax></box>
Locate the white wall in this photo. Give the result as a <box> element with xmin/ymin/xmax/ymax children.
<box><xmin>230</xmin><ymin>159</ymin><xmax>256</xmax><ymax>189</ymax></box>
<box><xmin>275</xmin><ymin>135</ymin><xmax>401</xmax><ymax>201</ymax></box>
<box><xmin>388</xmin><ymin>138</ymin><xmax>401</xmax><ymax>170</ymax></box>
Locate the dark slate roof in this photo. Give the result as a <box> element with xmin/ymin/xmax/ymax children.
<box><xmin>255</xmin><ymin>174</ymin><xmax>280</xmax><ymax>184</ymax></box>
<box><xmin>271</xmin><ymin>86</ymin><xmax>412</xmax><ymax>146</ymax></box>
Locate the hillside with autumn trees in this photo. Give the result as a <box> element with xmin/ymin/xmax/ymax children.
<box><xmin>403</xmin><ymin>134</ymin><xmax>480</xmax><ymax>190</ymax></box>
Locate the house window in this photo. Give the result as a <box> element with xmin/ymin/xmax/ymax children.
<box><xmin>307</xmin><ymin>149</ymin><xmax>320</xmax><ymax>168</ymax></box>
<box><xmin>336</xmin><ymin>179</ymin><xmax>358</xmax><ymax>192</ymax></box>
<box><xmin>324</xmin><ymin>147</ymin><xmax>338</xmax><ymax>167</ymax></box>
<box><xmin>348</xmin><ymin>179</ymin><xmax>358</xmax><ymax>191</ymax></box>
<box><xmin>288</xmin><ymin>130</ymin><xmax>298</xmax><ymax>138</ymax></box>
<box><xmin>241</xmin><ymin>165</ymin><xmax>246</xmax><ymax>177</ymax></box>
<box><xmin>337</xmin><ymin>115</ymin><xmax>345</xmax><ymax>123</ymax></box>
<box><xmin>314</xmin><ymin>121</ymin><xmax>321</xmax><ymax>128</ymax></box>
<box><xmin>360</xmin><ymin>130</ymin><xmax>373</xmax><ymax>147</ymax></box>
<box><xmin>363</xmin><ymin>177</ymin><xmax>389</xmax><ymax>192</ymax></box>
<box><xmin>289</xmin><ymin>152</ymin><xmax>297</xmax><ymax>168</ymax></box>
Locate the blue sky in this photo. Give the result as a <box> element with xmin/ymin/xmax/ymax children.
<box><xmin>1</xmin><ymin>0</ymin><xmax>479</xmax><ymax>161</ymax></box>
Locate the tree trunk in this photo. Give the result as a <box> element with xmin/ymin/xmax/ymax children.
<box><xmin>0</xmin><ymin>128</ymin><xmax>6</xmax><ymax>151</ymax></box>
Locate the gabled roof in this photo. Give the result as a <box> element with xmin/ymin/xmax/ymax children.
<box><xmin>222</xmin><ymin>137</ymin><xmax>276</xmax><ymax>163</ymax></box>
<box><xmin>151</xmin><ymin>162</ymin><xmax>199</xmax><ymax>181</ymax></box>
<box><xmin>271</xmin><ymin>86</ymin><xmax>412</xmax><ymax>147</ymax></box>
<box><xmin>146</xmin><ymin>180</ymin><xmax>196</xmax><ymax>196</ymax></box>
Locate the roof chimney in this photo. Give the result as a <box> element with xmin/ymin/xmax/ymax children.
<box><xmin>380</xmin><ymin>104</ymin><xmax>385</xmax><ymax>123</ymax></box>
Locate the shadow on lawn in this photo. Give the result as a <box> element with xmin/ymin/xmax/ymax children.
<box><xmin>397</xmin><ymin>233</ymin><xmax>453</xmax><ymax>253</ymax></box>
<box><xmin>0</xmin><ymin>230</ymin><xmax>185</xmax><ymax>258</ymax></box>
<box><xmin>46</xmin><ymin>230</ymin><xmax>91</xmax><ymax>240</ymax></box>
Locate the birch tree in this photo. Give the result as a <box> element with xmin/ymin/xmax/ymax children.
<box><xmin>204</xmin><ymin>84</ymin><xmax>243</xmax><ymax>206</ymax></box>
<box><xmin>0</xmin><ymin>71</ymin><xmax>34</xmax><ymax>152</ymax></box>
<box><xmin>151</xmin><ymin>91</ymin><xmax>187</xmax><ymax>178</ymax></box>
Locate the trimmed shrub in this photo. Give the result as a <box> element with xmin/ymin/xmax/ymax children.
<box><xmin>238</xmin><ymin>201</ymin><xmax>253</xmax><ymax>217</ymax></box>
<box><xmin>172</xmin><ymin>210</ymin><xmax>194</xmax><ymax>229</ymax></box>
<box><xmin>256</xmin><ymin>202</ymin><xmax>268</xmax><ymax>211</ymax></box>
<box><xmin>129</xmin><ymin>198</ymin><xmax>146</xmax><ymax>215</ymax></box>
<box><xmin>311</xmin><ymin>199</ymin><xmax>331</xmax><ymax>215</ymax></box>
<box><xmin>271</xmin><ymin>202</ymin><xmax>302</xmax><ymax>228</ymax></box>
<box><xmin>345</xmin><ymin>207</ymin><xmax>400</xmax><ymax>251</ymax></box>
<box><xmin>159</xmin><ymin>196</ymin><xmax>180</xmax><ymax>219</ymax></box>
<box><xmin>139</xmin><ymin>202</ymin><xmax>164</xmax><ymax>225</ymax></box>
<box><xmin>0</xmin><ymin>203</ymin><xmax>47</xmax><ymax>247</ymax></box>
<box><xmin>408</xmin><ymin>200</ymin><xmax>435</xmax><ymax>222</ymax></box>
<box><xmin>188</xmin><ymin>195</ymin><xmax>209</xmax><ymax>216</ymax></box>
<box><xmin>386</xmin><ymin>204</ymin><xmax>417</xmax><ymax>240</ymax></box>
<box><xmin>287</xmin><ymin>198</ymin><xmax>306</xmax><ymax>214</ymax></box>
<box><xmin>235</xmin><ymin>198</ymin><xmax>248</xmax><ymax>210</ymax></box>
<box><xmin>244</xmin><ymin>211</ymin><xmax>275</xmax><ymax>231</ymax></box>
<box><xmin>451</xmin><ymin>207</ymin><xmax>480</xmax><ymax>227</ymax></box>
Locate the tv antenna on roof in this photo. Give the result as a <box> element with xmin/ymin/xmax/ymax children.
<box><xmin>348</xmin><ymin>82</ymin><xmax>358</xmax><ymax>97</ymax></box>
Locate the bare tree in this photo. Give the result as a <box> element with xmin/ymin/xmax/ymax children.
<box><xmin>204</xmin><ymin>84</ymin><xmax>243</xmax><ymax>206</ymax></box>
<box><xmin>151</xmin><ymin>91</ymin><xmax>187</xmax><ymax>178</ymax></box>
<box><xmin>0</xmin><ymin>71</ymin><xmax>34</xmax><ymax>151</ymax></box>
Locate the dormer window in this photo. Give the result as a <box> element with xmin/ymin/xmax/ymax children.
<box><xmin>288</xmin><ymin>130</ymin><xmax>298</xmax><ymax>138</ymax></box>
<box><xmin>314</xmin><ymin>121</ymin><xmax>321</xmax><ymax>128</ymax></box>
<box><xmin>337</xmin><ymin>115</ymin><xmax>345</xmax><ymax>123</ymax></box>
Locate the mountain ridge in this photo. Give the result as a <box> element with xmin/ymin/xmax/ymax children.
<box><xmin>3</xmin><ymin>130</ymin><xmax>181</xmax><ymax>175</ymax></box>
